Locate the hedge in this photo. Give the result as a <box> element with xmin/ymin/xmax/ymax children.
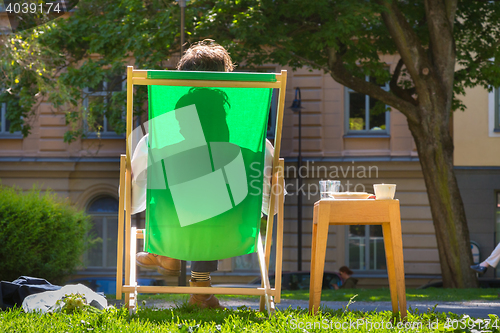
<box><xmin>0</xmin><ymin>185</ymin><xmax>91</xmax><ymax>284</ymax></box>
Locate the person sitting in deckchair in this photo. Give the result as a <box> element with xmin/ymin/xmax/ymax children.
<box><xmin>130</xmin><ymin>40</ymin><xmax>278</xmax><ymax>309</ymax></box>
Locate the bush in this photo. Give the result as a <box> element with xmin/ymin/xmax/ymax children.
<box><xmin>0</xmin><ymin>185</ymin><xmax>91</xmax><ymax>284</ymax></box>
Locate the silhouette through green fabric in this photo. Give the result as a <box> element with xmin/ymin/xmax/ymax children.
<box><xmin>145</xmin><ymin>84</ymin><xmax>272</xmax><ymax>261</ymax></box>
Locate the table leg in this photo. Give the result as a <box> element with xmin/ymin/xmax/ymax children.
<box><xmin>309</xmin><ymin>203</ymin><xmax>330</xmax><ymax>315</ymax></box>
<box><xmin>389</xmin><ymin>204</ymin><xmax>407</xmax><ymax>319</ymax></box>
<box><xmin>382</xmin><ymin>222</ymin><xmax>399</xmax><ymax>315</ymax></box>
<box><xmin>309</xmin><ymin>204</ymin><xmax>319</xmax><ymax>312</ymax></box>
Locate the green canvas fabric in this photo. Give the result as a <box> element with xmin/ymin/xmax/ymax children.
<box><xmin>145</xmin><ymin>84</ymin><xmax>272</xmax><ymax>261</ymax></box>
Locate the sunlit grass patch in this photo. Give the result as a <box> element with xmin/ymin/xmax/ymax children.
<box><xmin>2</xmin><ymin>302</ymin><xmax>499</xmax><ymax>333</ymax></box>
<box><xmin>276</xmin><ymin>288</ymin><xmax>500</xmax><ymax>302</ymax></box>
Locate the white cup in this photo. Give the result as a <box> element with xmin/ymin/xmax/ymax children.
<box><xmin>373</xmin><ymin>184</ymin><xmax>396</xmax><ymax>200</ymax></box>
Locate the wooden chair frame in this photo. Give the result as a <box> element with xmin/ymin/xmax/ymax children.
<box><xmin>116</xmin><ymin>66</ymin><xmax>287</xmax><ymax>313</ymax></box>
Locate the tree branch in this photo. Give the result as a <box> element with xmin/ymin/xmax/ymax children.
<box><xmin>376</xmin><ymin>0</ymin><xmax>430</xmax><ymax>100</ymax></box>
<box><xmin>327</xmin><ymin>47</ymin><xmax>420</xmax><ymax>125</ymax></box>
<box><xmin>389</xmin><ymin>58</ymin><xmax>418</xmax><ymax>105</ymax></box>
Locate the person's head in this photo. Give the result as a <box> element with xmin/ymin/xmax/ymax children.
<box><xmin>175</xmin><ymin>88</ymin><xmax>230</xmax><ymax>142</ymax></box>
<box><xmin>339</xmin><ymin>266</ymin><xmax>353</xmax><ymax>280</ymax></box>
<box><xmin>177</xmin><ymin>39</ymin><xmax>235</xmax><ymax>72</ymax></box>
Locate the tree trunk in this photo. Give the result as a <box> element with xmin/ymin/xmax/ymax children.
<box><xmin>326</xmin><ymin>0</ymin><xmax>476</xmax><ymax>286</ymax></box>
<box><xmin>407</xmin><ymin>103</ymin><xmax>478</xmax><ymax>288</ymax></box>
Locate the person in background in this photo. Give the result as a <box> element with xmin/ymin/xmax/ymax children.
<box><xmin>470</xmin><ymin>243</ymin><xmax>500</xmax><ymax>274</ymax></box>
<box><xmin>334</xmin><ymin>266</ymin><xmax>358</xmax><ymax>289</ymax></box>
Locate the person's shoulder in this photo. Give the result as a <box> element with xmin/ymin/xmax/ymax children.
<box><xmin>265</xmin><ymin>139</ymin><xmax>274</xmax><ymax>155</ymax></box>
<box><xmin>139</xmin><ymin>133</ymin><xmax>149</xmax><ymax>144</ymax></box>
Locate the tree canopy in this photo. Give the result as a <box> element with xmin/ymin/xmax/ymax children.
<box><xmin>2</xmin><ymin>0</ymin><xmax>499</xmax><ymax>139</ymax></box>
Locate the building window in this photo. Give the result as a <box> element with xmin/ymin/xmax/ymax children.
<box><xmin>496</xmin><ymin>192</ymin><xmax>500</xmax><ymax>277</ymax></box>
<box><xmin>347</xmin><ymin>225</ymin><xmax>386</xmax><ymax>271</ymax></box>
<box><xmin>267</xmin><ymin>88</ymin><xmax>279</xmax><ymax>139</ymax></box>
<box><xmin>345</xmin><ymin>77</ymin><xmax>390</xmax><ymax>135</ymax></box>
<box><xmin>83</xmin><ymin>76</ymin><xmax>125</xmax><ymax>137</ymax></box>
<box><xmin>495</xmin><ymin>88</ymin><xmax>500</xmax><ymax>132</ymax></box>
<box><xmin>0</xmin><ymin>102</ymin><xmax>22</xmax><ymax>137</ymax></box>
<box><xmin>85</xmin><ymin>196</ymin><xmax>119</xmax><ymax>269</ymax></box>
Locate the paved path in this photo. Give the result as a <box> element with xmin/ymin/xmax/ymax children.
<box><xmin>141</xmin><ymin>299</ymin><xmax>500</xmax><ymax>318</ymax></box>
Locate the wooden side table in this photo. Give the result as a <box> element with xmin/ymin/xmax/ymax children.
<box><xmin>309</xmin><ymin>199</ymin><xmax>407</xmax><ymax>318</ymax></box>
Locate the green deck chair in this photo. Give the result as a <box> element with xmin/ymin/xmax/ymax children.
<box><xmin>116</xmin><ymin>67</ymin><xmax>287</xmax><ymax>313</ymax></box>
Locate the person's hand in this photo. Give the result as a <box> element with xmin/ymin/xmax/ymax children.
<box><xmin>333</xmin><ymin>284</ymin><xmax>339</xmax><ymax>290</ymax></box>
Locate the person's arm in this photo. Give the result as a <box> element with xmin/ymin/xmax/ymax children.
<box><xmin>261</xmin><ymin>139</ymin><xmax>275</xmax><ymax>216</ymax></box>
<box><xmin>130</xmin><ymin>134</ymin><xmax>149</xmax><ymax>215</ymax></box>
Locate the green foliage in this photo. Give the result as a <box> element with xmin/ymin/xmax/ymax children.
<box><xmin>193</xmin><ymin>0</ymin><xmax>500</xmax><ymax>112</ymax></box>
<box><xmin>0</xmin><ymin>25</ymin><xmax>65</xmax><ymax>136</ymax></box>
<box><xmin>0</xmin><ymin>0</ymin><xmax>181</xmax><ymax>142</ymax></box>
<box><xmin>0</xmin><ymin>185</ymin><xmax>91</xmax><ymax>284</ymax></box>
<box><xmin>2</xmin><ymin>0</ymin><xmax>500</xmax><ymax>141</ymax></box>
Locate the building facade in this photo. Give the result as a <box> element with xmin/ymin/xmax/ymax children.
<box><xmin>2</xmin><ymin>54</ymin><xmax>456</xmax><ymax>288</ymax></box>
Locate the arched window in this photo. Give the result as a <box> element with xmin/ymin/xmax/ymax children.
<box><xmin>85</xmin><ymin>196</ymin><xmax>119</xmax><ymax>268</ymax></box>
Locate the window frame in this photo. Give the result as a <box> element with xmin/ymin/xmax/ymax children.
<box><xmin>487</xmin><ymin>86</ymin><xmax>500</xmax><ymax>137</ymax></box>
<box><xmin>84</xmin><ymin>196</ymin><xmax>120</xmax><ymax>269</ymax></box>
<box><xmin>495</xmin><ymin>87</ymin><xmax>500</xmax><ymax>133</ymax></box>
<box><xmin>83</xmin><ymin>77</ymin><xmax>126</xmax><ymax>139</ymax></box>
<box><xmin>495</xmin><ymin>192</ymin><xmax>500</xmax><ymax>277</ymax></box>
<box><xmin>267</xmin><ymin>88</ymin><xmax>279</xmax><ymax>139</ymax></box>
<box><xmin>344</xmin><ymin>76</ymin><xmax>390</xmax><ymax>136</ymax></box>
<box><xmin>0</xmin><ymin>102</ymin><xmax>23</xmax><ymax>138</ymax></box>
<box><xmin>345</xmin><ymin>225</ymin><xmax>387</xmax><ymax>273</ymax></box>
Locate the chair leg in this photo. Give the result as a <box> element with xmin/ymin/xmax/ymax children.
<box><xmin>274</xmin><ymin>160</ymin><xmax>285</xmax><ymax>303</ymax></box>
<box><xmin>128</xmin><ymin>227</ymin><xmax>138</xmax><ymax>312</ymax></box>
<box><xmin>259</xmin><ymin>289</ymin><xmax>276</xmax><ymax>314</ymax></box>
<box><xmin>267</xmin><ymin>295</ymin><xmax>275</xmax><ymax>315</ymax></box>
<box><xmin>116</xmin><ymin>155</ymin><xmax>126</xmax><ymax>300</ymax></box>
<box><xmin>257</xmin><ymin>234</ymin><xmax>273</xmax><ymax>313</ymax></box>
<box><xmin>124</xmin><ymin>168</ymin><xmax>133</xmax><ymax>308</ymax></box>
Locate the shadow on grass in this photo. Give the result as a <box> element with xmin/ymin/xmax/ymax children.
<box><xmin>134</xmin><ymin>303</ymin><xmax>264</xmax><ymax>325</ymax></box>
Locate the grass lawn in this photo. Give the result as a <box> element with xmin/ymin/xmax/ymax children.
<box><xmin>3</xmin><ymin>288</ymin><xmax>500</xmax><ymax>332</ymax></box>
<box><xmin>2</xmin><ymin>303</ymin><xmax>500</xmax><ymax>333</ymax></box>
<box><xmin>4</xmin><ymin>288</ymin><xmax>498</xmax><ymax>332</ymax></box>
<box><xmin>134</xmin><ymin>287</ymin><xmax>500</xmax><ymax>303</ymax></box>
<box><xmin>281</xmin><ymin>288</ymin><xmax>500</xmax><ymax>302</ymax></box>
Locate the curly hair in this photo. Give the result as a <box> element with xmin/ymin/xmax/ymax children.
<box><xmin>177</xmin><ymin>39</ymin><xmax>235</xmax><ymax>72</ymax></box>
<box><xmin>339</xmin><ymin>266</ymin><xmax>353</xmax><ymax>275</ymax></box>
